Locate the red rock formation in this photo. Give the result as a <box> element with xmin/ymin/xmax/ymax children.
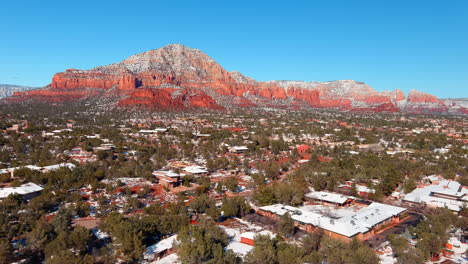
<box><xmin>119</xmin><ymin>87</ymin><xmax>223</xmax><ymax>110</ymax></box>
<box><xmin>51</xmin><ymin>70</ymin><xmax>119</xmax><ymax>90</ymax></box>
<box><xmin>118</xmin><ymin>75</ymin><xmax>136</xmax><ymax>90</ymax></box>
<box><xmin>407</xmin><ymin>89</ymin><xmax>438</xmax><ymax>103</ymax></box>
<box><xmin>119</xmin><ymin>88</ymin><xmax>182</xmax><ymax>108</ymax></box>
<box><xmin>10</xmin><ymin>88</ymin><xmax>99</xmax><ymax>102</ymax></box>
<box><xmin>394</xmin><ymin>89</ymin><xmax>406</xmax><ymax>102</ymax></box>
<box><xmin>11</xmin><ymin>43</ymin><xmax>454</xmax><ymax>114</ymax></box>
<box><xmin>185</xmin><ymin>90</ymin><xmax>224</xmax><ymax>110</ymax></box>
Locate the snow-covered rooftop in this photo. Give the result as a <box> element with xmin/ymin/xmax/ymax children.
<box><xmin>403</xmin><ymin>176</ymin><xmax>467</xmax><ymax>212</ymax></box>
<box><xmin>144</xmin><ymin>235</ymin><xmax>177</xmax><ymax>260</ymax></box>
<box><xmin>139</xmin><ymin>128</ymin><xmax>168</xmax><ymax>133</ymax></box>
<box><xmin>183</xmin><ymin>166</ymin><xmax>208</xmax><ymax>174</ymax></box>
<box><xmin>153</xmin><ymin>170</ymin><xmax>181</xmax><ymax>178</ymax></box>
<box><xmin>0</xmin><ymin>182</ymin><xmax>43</xmax><ymax>199</ymax></box>
<box><xmin>259</xmin><ymin>202</ymin><xmax>406</xmax><ymax>238</ymax></box>
<box><xmin>0</xmin><ymin>163</ymin><xmax>76</xmax><ymax>175</ymax></box>
<box><xmin>305</xmin><ymin>191</ymin><xmax>354</xmax><ymax>204</ymax></box>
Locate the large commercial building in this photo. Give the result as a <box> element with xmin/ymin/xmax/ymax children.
<box><xmin>258</xmin><ymin>191</ymin><xmax>407</xmax><ymax>243</ymax></box>
<box><xmin>0</xmin><ymin>182</ymin><xmax>43</xmax><ymax>200</ymax></box>
<box><xmin>403</xmin><ymin>175</ymin><xmax>467</xmax><ymax>212</ymax></box>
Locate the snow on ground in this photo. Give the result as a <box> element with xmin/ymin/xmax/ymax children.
<box><xmin>235</xmin><ymin>218</ymin><xmax>264</xmax><ymax>231</ymax></box>
<box><xmin>379</xmin><ymin>253</ymin><xmax>397</xmax><ymax>264</ymax></box>
<box><xmin>226</xmin><ymin>242</ymin><xmax>253</xmax><ymax>256</ymax></box>
<box><xmin>377</xmin><ymin>243</ymin><xmax>397</xmax><ymax>264</ymax></box>
<box><xmin>220</xmin><ymin>226</ymin><xmax>242</xmax><ymax>242</ymax></box>
<box><xmin>447</xmin><ymin>236</ymin><xmax>468</xmax><ymax>255</ymax></box>
<box><xmin>151</xmin><ymin>253</ymin><xmax>179</xmax><ymax>264</ymax></box>
<box><xmin>219</xmin><ymin>224</ymin><xmax>256</xmax><ymax>257</ymax></box>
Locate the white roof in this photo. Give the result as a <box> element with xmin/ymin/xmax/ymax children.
<box><xmin>356</xmin><ymin>185</ymin><xmax>375</xmax><ymax>193</ymax></box>
<box><xmin>0</xmin><ymin>163</ymin><xmax>75</xmax><ymax>174</ymax></box>
<box><xmin>153</xmin><ymin>170</ymin><xmax>181</xmax><ymax>178</ymax></box>
<box><xmin>0</xmin><ymin>182</ymin><xmax>43</xmax><ymax>199</ymax></box>
<box><xmin>306</xmin><ymin>191</ymin><xmax>354</xmax><ymax>204</ymax></box>
<box><xmin>259</xmin><ymin>202</ymin><xmax>406</xmax><ymax>238</ymax></box>
<box><xmin>139</xmin><ymin>128</ymin><xmax>167</xmax><ymax>133</ymax></box>
<box><xmin>193</xmin><ymin>133</ymin><xmax>211</xmax><ymax>137</ymax></box>
<box><xmin>240</xmin><ymin>230</ymin><xmax>275</xmax><ymax>240</ymax></box>
<box><xmin>183</xmin><ymin>166</ymin><xmax>208</xmax><ymax>174</ymax></box>
<box><xmin>403</xmin><ymin>177</ymin><xmax>467</xmax><ymax>212</ymax></box>
<box><xmin>144</xmin><ymin>235</ymin><xmax>177</xmax><ymax>259</ymax></box>
<box><xmin>231</xmin><ymin>146</ymin><xmax>248</xmax><ymax>151</ymax></box>
<box><xmin>0</xmin><ymin>165</ymin><xmax>41</xmax><ymax>174</ymax></box>
<box><xmin>42</xmin><ymin>163</ymin><xmax>76</xmax><ymax>171</ymax></box>
<box><xmin>226</xmin><ymin>242</ymin><xmax>253</xmax><ymax>256</ymax></box>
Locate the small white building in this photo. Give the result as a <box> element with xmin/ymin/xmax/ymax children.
<box><xmin>0</xmin><ymin>182</ymin><xmax>43</xmax><ymax>200</ymax></box>
<box><xmin>403</xmin><ymin>175</ymin><xmax>467</xmax><ymax>212</ymax></box>
<box><xmin>229</xmin><ymin>146</ymin><xmax>249</xmax><ymax>154</ymax></box>
<box><xmin>143</xmin><ymin>235</ymin><xmax>177</xmax><ymax>261</ymax></box>
<box><xmin>139</xmin><ymin>128</ymin><xmax>168</xmax><ymax>134</ymax></box>
<box><xmin>183</xmin><ymin>166</ymin><xmax>208</xmax><ymax>175</ymax></box>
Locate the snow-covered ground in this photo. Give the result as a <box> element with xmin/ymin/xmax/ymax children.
<box><xmin>152</xmin><ymin>253</ymin><xmax>179</xmax><ymax>264</ymax></box>
<box><xmin>377</xmin><ymin>242</ymin><xmax>397</xmax><ymax>264</ymax></box>
<box><xmin>226</xmin><ymin>242</ymin><xmax>254</xmax><ymax>256</ymax></box>
<box><xmin>219</xmin><ymin>226</ymin><xmax>254</xmax><ymax>256</ymax></box>
<box><xmin>218</xmin><ymin>218</ymin><xmax>268</xmax><ymax>257</ymax></box>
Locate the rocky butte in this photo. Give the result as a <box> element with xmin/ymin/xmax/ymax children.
<box><xmin>9</xmin><ymin>44</ymin><xmax>468</xmax><ymax>114</ymax></box>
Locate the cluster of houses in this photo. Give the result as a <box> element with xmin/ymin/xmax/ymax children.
<box><xmin>0</xmin><ymin>163</ymin><xmax>76</xmax><ymax>200</ymax></box>
<box><xmin>1</xmin><ymin>111</ymin><xmax>467</xmax><ymax>263</ymax></box>
<box><xmin>0</xmin><ymin>162</ymin><xmax>76</xmax><ymax>178</ymax></box>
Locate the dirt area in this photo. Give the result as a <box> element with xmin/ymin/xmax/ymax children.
<box><xmin>72</xmin><ymin>217</ymin><xmax>101</xmax><ymax>229</ymax></box>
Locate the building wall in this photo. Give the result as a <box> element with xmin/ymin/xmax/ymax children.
<box><xmin>257</xmin><ymin>208</ymin><xmax>403</xmax><ymax>243</ymax></box>
<box><xmin>240</xmin><ymin>237</ymin><xmax>255</xmax><ymax>246</ymax></box>
<box><xmin>432</xmin><ymin>192</ymin><xmax>461</xmax><ymax>201</ymax></box>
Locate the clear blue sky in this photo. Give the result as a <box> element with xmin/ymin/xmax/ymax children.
<box><xmin>1</xmin><ymin>0</ymin><xmax>467</xmax><ymax>98</ymax></box>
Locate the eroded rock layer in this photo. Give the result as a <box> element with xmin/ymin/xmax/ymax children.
<box><xmin>9</xmin><ymin>44</ymin><xmax>467</xmax><ymax>114</ymax></box>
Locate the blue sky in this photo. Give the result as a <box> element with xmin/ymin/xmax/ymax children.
<box><xmin>1</xmin><ymin>0</ymin><xmax>467</xmax><ymax>98</ymax></box>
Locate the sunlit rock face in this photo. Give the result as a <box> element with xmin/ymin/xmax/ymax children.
<box><xmin>9</xmin><ymin>44</ymin><xmax>466</xmax><ymax>114</ymax></box>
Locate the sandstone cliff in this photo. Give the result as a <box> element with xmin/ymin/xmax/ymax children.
<box><xmin>9</xmin><ymin>44</ymin><xmax>465</xmax><ymax>114</ymax></box>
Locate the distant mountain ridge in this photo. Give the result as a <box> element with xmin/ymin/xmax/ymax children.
<box><xmin>7</xmin><ymin>44</ymin><xmax>467</xmax><ymax>115</ymax></box>
<box><xmin>0</xmin><ymin>84</ymin><xmax>37</xmax><ymax>99</ymax></box>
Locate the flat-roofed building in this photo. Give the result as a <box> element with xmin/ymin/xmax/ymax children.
<box><xmin>183</xmin><ymin>166</ymin><xmax>208</xmax><ymax>176</ymax></box>
<box><xmin>153</xmin><ymin>170</ymin><xmax>182</xmax><ymax>189</ymax></box>
<box><xmin>229</xmin><ymin>146</ymin><xmax>249</xmax><ymax>154</ymax></box>
<box><xmin>403</xmin><ymin>175</ymin><xmax>467</xmax><ymax>212</ymax></box>
<box><xmin>257</xmin><ymin>201</ymin><xmax>406</xmax><ymax>243</ymax></box>
<box><xmin>0</xmin><ymin>182</ymin><xmax>43</xmax><ymax>200</ymax></box>
<box><xmin>305</xmin><ymin>191</ymin><xmax>354</xmax><ymax>206</ymax></box>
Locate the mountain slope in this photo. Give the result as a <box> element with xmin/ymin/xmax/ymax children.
<box><xmin>8</xmin><ymin>44</ymin><xmax>467</xmax><ymax>114</ymax></box>
<box><xmin>0</xmin><ymin>84</ymin><xmax>37</xmax><ymax>99</ymax></box>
